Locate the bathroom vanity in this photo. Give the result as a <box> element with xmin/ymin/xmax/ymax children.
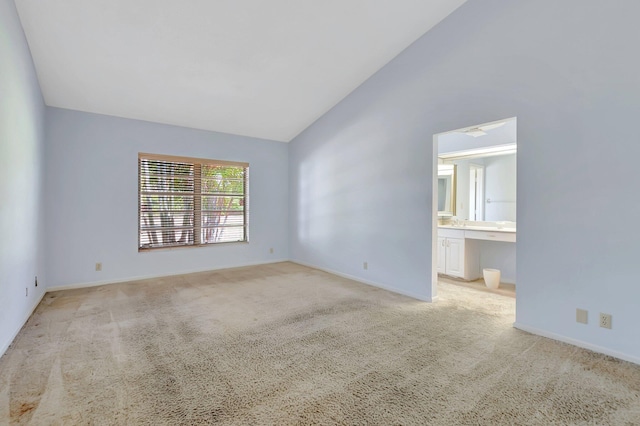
<box><xmin>437</xmin><ymin>223</ymin><xmax>516</xmax><ymax>281</ymax></box>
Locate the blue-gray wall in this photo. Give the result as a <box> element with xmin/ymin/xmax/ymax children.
<box><xmin>44</xmin><ymin>108</ymin><xmax>289</xmax><ymax>289</ymax></box>
<box><xmin>0</xmin><ymin>0</ymin><xmax>46</xmax><ymax>355</ymax></box>
<box><xmin>289</xmin><ymin>0</ymin><xmax>640</xmax><ymax>362</ymax></box>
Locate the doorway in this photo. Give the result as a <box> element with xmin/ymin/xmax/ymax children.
<box><xmin>431</xmin><ymin>117</ymin><xmax>517</xmax><ymax>302</ymax></box>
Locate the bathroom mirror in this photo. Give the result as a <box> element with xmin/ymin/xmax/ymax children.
<box><xmin>437</xmin><ymin>164</ymin><xmax>456</xmax><ymax>217</ymax></box>
<box><xmin>440</xmin><ymin>151</ymin><xmax>516</xmax><ymax>222</ymax></box>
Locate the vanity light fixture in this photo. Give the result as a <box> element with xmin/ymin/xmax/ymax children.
<box><xmin>438</xmin><ymin>143</ymin><xmax>517</xmax><ymax>160</ymax></box>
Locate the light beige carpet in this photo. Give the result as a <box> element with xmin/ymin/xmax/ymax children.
<box><xmin>1</xmin><ymin>262</ymin><xmax>639</xmax><ymax>425</ymax></box>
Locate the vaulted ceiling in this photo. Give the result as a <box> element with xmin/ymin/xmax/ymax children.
<box><xmin>15</xmin><ymin>0</ymin><xmax>466</xmax><ymax>142</ymax></box>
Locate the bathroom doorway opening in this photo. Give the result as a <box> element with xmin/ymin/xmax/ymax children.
<box><xmin>431</xmin><ymin>117</ymin><xmax>517</xmax><ymax>305</ymax></box>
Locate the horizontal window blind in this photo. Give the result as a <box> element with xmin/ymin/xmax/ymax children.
<box><xmin>138</xmin><ymin>153</ymin><xmax>248</xmax><ymax>250</ymax></box>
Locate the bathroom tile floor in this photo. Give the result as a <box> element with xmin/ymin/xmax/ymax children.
<box><xmin>438</xmin><ymin>275</ymin><xmax>515</xmax><ymax>298</ymax></box>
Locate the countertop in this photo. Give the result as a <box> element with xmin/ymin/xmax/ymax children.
<box><xmin>438</xmin><ymin>225</ymin><xmax>516</xmax><ymax>233</ymax></box>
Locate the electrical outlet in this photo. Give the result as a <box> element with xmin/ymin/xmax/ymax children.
<box><xmin>25</xmin><ymin>287</ymin><xmax>28</xmax><ymax>297</ymax></box>
<box><xmin>95</xmin><ymin>262</ymin><xmax>102</xmax><ymax>272</ymax></box>
<box><xmin>269</xmin><ymin>248</ymin><xmax>274</xmax><ymax>254</ymax></box>
<box><xmin>363</xmin><ymin>261</ymin><xmax>368</xmax><ymax>270</ymax></box>
<box><xmin>599</xmin><ymin>313</ymin><xmax>612</xmax><ymax>329</ymax></box>
<box><xmin>576</xmin><ymin>308</ymin><xmax>588</xmax><ymax>324</ymax></box>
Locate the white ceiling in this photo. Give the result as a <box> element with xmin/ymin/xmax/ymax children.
<box><xmin>15</xmin><ymin>0</ymin><xmax>466</xmax><ymax>142</ymax></box>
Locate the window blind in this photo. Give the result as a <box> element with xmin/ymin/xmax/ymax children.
<box><xmin>138</xmin><ymin>153</ymin><xmax>248</xmax><ymax>250</ymax></box>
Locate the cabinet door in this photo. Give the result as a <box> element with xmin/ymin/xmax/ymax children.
<box><xmin>445</xmin><ymin>237</ymin><xmax>465</xmax><ymax>278</ymax></box>
<box><xmin>437</xmin><ymin>237</ymin><xmax>446</xmax><ymax>273</ymax></box>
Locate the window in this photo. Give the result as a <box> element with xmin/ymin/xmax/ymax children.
<box><xmin>138</xmin><ymin>153</ymin><xmax>248</xmax><ymax>250</ymax></box>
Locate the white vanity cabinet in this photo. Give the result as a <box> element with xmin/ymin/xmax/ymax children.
<box><xmin>445</xmin><ymin>237</ymin><xmax>465</xmax><ymax>276</ymax></box>
<box><xmin>437</xmin><ymin>228</ymin><xmax>480</xmax><ymax>280</ymax></box>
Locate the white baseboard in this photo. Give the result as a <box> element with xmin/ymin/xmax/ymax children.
<box><xmin>513</xmin><ymin>322</ymin><xmax>640</xmax><ymax>366</ymax></box>
<box><xmin>0</xmin><ymin>289</ymin><xmax>46</xmax><ymax>359</ymax></box>
<box><xmin>290</xmin><ymin>260</ymin><xmax>435</xmax><ymax>302</ymax></box>
<box><xmin>46</xmin><ymin>258</ymin><xmax>290</xmax><ymax>292</ymax></box>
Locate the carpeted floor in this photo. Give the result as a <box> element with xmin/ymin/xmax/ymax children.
<box><xmin>1</xmin><ymin>262</ymin><xmax>639</xmax><ymax>425</ymax></box>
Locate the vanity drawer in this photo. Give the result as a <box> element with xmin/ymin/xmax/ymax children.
<box><xmin>438</xmin><ymin>228</ymin><xmax>465</xmax><ymax>238</ymax></box>
<box><xmin>464</xmin><ymin>230</ymin><xmax>516</xmax><ymax>243</ymax></box>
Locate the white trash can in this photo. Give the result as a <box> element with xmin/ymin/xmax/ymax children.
<box><xmin>483</xmin><ymin>268</ymin><xmax>501</xmax><ymax>289</ymax></box>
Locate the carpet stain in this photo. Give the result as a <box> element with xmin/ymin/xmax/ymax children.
<box><xmin>17</xmin><ymin>402</ymin><xmax>36</xmax><ymax>416</ymax></box>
